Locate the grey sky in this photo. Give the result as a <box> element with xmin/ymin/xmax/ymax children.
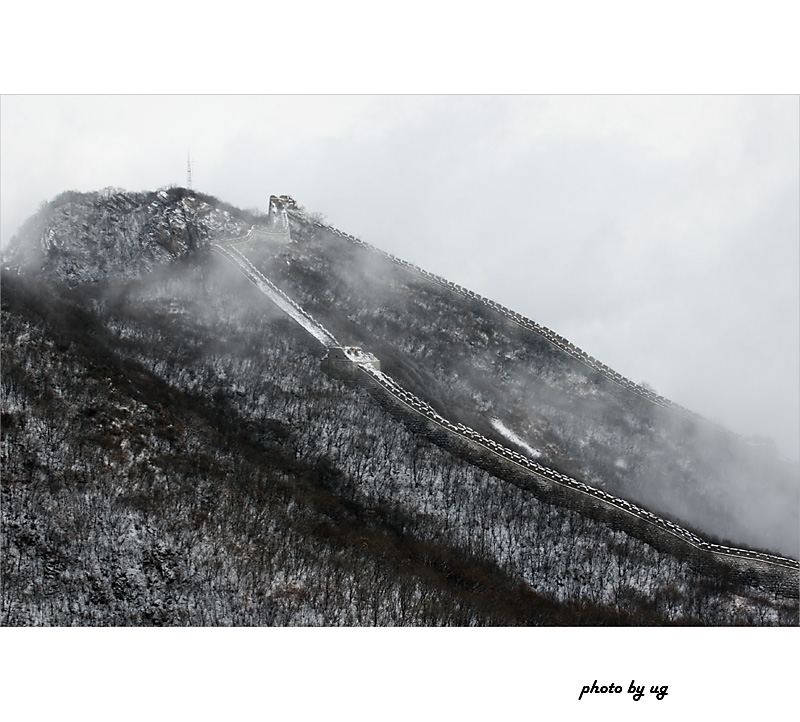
<box><xmin>1</xmin><ymin>94</ymin><xmax>798</xmax><ymax>460</ymax></box>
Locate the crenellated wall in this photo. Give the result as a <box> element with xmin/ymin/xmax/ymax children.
<box><xmin>292</xmin><ymin>210</ymin><xmax>733</xmax><ymax>432</ymax></box>
<box><xmin>212</xmin><ymin>240</ymin><xmax>339</xmax><ymax>348</ymax></box>
<box><xmin>218</xmin><ymin>211</ymin><xmax>799</xmax><ymax>599</ymax></box>
<box><xmin>336</xmin><ymin>362</ymin><xmax>799</xmax><ymax>597</ymax></box>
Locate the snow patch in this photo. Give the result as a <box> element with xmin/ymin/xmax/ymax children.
<box><xmin>490</xmin><ymin>418</ymin><xmax>542</xmax><ymax>458</ymax></box>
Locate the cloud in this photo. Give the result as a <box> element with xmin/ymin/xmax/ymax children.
<box><xmin>1</xmin><ymin>95</ymin><xmax>797</xmax><ymax>459</ymax></box>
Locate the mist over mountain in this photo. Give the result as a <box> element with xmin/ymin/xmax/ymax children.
<box><xmin>2</xmin><ymin>188</ymin><xmax>797</xmax><ymax>626</ymax></box>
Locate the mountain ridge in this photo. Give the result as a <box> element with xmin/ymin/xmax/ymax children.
<box><xmin>252</xmin><ymin>203</ymin><xmax>799</xmax><ymax>557</ymax></box>
<box><xmin>210</xmin><ymin>215</ymin><xmax>798</xmax><ymax>588</ymax></box>
<box><xmin>2</xmin><ymin>187</ymin><xmax>797</xmax><ymax>625</ymax></box>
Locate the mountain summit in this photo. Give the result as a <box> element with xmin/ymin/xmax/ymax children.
<box><xmin>2</xmin><ymin>188</ymin><xmax>797</xmax><ymax>626</ymax></box>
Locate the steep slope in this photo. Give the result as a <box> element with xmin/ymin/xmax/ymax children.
<box><xmin>231</xmin><ymin>210</ymin><xmax>799</xmax><ymax>558</ymax></box>
<box><xmin>6</xmin><ymin>269</ymin><xmax>611</xmax><ymax>625</ymax></box>
<box><xmin>1</xmin><ymin>189</ymin><xmax>797</xmax><ymax>626</ymax></box>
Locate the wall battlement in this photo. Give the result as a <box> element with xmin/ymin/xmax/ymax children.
<box><xmin>344</xmin><ymin>363</ymin><xmax>799</xmax><ymax>598</ymax></box>
<box><xmin>292</xmin><ymin>209</ymin><xmax>734</xmax><ymax>432</ymax></box>
<box><xmin>220</xmin><ymin>211</ymin><xmax>800</xmax><ymax>599</ymax></box>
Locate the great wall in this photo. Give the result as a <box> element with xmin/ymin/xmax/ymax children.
<box><xmin>293</xmin><ymin>210</ymin><xmax>725</xmax><ymax>428</ymax></box>
<box><xmin>211</xmin><ymin>200</ymin><xmax>800</xmax><ymax>598</ymax></box>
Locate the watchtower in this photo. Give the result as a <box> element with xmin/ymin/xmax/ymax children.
<box><xmin>322</xmin><ymin>346</ymin><xmax>381</xmax><ymax>379</ymax></box>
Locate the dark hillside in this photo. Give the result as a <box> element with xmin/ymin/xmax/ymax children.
<box><xmin>2</xmin><ymin>190</ymin><xmax>797</xmax><ymax>626</ymax></box>
<box><xmin>4</xmin><ymin>266</ymin><xmax>795</xmax><ymax>625</ymax></box>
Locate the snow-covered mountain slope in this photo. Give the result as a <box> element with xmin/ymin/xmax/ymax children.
<box><xmin>232</xmin><ymin>209</ymin><xmax>799</xmax><ymax>558</ymax></box>
<box><xmin>2</xmin><ymin>188</ymin><xmax>797</xmax><ymax>626</ymax></box>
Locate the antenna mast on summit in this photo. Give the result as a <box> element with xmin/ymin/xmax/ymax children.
<box><xmin>187</xmin><ymin>152</ymin><xmax>193</xmax><ymax>190</ymax></box>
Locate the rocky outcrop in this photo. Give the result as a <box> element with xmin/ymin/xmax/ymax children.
<box><xmin>4</xmin><ymin>188</ymin><xmax>252</xmax><ymax>286</ymax></box>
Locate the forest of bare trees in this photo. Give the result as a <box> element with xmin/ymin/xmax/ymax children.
<box><xmin>3</xmin><ymin>253</ymin><xmax>795</xmax><ymax>625</ymax></box>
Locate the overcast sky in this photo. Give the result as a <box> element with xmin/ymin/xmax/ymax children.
<box><xmin>1</xmin><ymin>94</ymin><xmax>798</xmax><ymax>460</ymax></box>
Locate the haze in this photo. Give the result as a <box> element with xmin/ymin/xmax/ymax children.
<box><xmin>1</xmin><ymin>94</ymin><xmax>797</xmax><ymax>461</ymax></box>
